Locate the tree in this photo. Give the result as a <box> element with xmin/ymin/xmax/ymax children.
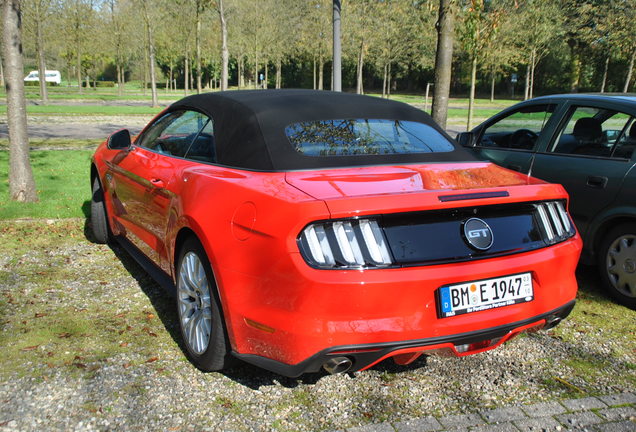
<box><xmin>369</xmin><ymin>0</ymin><xmax>419</xmax><ymax>99</ymax></box>
<box><xmin>215</xmin><ymin>0</ymin><xmax>229</xmax><ymax>90</ymax></box>
<box><xmin>3</xmin><ymin>0</ymin><xmax>37</xmax><ymax>202</ymax></box>
<box><xmin>104</xmin><ymin>0</ymin><xmax>135</xmax><ymax>96</ymax></box>
<box><xmin>431</xmin><ymin>0</ymin><xmax>454</xmax><ymax>129</ymax></box>
<box><xmin>459</xmin><ymin>0</ymin><xmax>503</xmax><ymax>129</ymax></box>
<box><xmin>509</xmin><ymin>0</ymin><xmax>564</xmax><ymax>99</ymax></box>
<box><xmin>298</xmin><ymin>0</ymin><xmax>331</xmax><ymax>90</ymax></box>
<box><xmin>23</xmin><ymin>0</ymin><xmax>54</xmax><ymax>104</ymax></box>
<box><xmin>605</xmin><ymin>0</ymin><xmax>636</xmax><ymax>92</ymax></box>
<box><xmin>60</xmin><ymin>0</ymin><xmax>95</xmax><ymax>94</ymax></box>
<box><xmin>345</xmin><ymin>0</ymin><xmax>376</xmax><ymax>94</ymax></box>
<box><xmin>135</xmin><ymin>0</ymin><xmax>159</xmax><ymax>106</ymax></box>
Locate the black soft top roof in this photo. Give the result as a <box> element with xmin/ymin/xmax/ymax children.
<box><xmin>169</xmin><ymin>89</ymin><xmax>473</xmax><ymax>171</ymax></box>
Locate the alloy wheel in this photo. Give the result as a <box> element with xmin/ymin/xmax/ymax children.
<box><xmin>177</xmin><ymin>251</ymin><xmax>213</xmax><ymax>355</ymax></box>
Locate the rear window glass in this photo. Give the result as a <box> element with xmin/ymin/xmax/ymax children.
<box><xmin>285</xmin><ymin>119</ymin><xmax>454</xmax><ymax>156</ymax></box>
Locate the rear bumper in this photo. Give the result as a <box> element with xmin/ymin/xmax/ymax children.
<box><xmin>233</xmin><ymin>301</ymin><xmax>575</xmax><ymax>377</ymax></box>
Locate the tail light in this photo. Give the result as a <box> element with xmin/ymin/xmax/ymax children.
<box><xmin>535</xmin><ymin>200</ymin><xmax>575</xmax><ymax>244</ymax></box>
<box><xmin>298</xmin><ymin>219</ymin><xmax>393</xmax><ymax>269</ymax></box>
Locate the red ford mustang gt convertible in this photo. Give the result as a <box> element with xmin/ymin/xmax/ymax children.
<box><xmin>90</xmin><ymin>90</ymin><xmax>581</xmax><ymax>376</ymax></box>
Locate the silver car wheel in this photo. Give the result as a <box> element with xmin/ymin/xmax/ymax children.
<box><xmin>177</xmin><ymin>251</ymin><xmax>213</xmax><ymax>355</ymax></box>
<box><xmin>606</xmin><ymin>234</ymin><xmax>636</xmax><ymax>298</ymax></box>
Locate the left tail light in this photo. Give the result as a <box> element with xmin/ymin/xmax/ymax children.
<box><xmin>298</xmin><ymin>219</ymin><xmax>393</xmax><ymax>269</ymax></box>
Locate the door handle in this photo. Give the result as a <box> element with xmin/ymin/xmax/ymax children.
<box><xmin>507</xmin><ymin>164</ymin><xmax>522</xmax><ymax>172</ymax></box>
<box><xmin>586</xmin><ymin>176</ymin><xmax>607</xmax><ymax>188</ymax></box>
<box><xmin>150</xmin><ymin>178</ymin><xmax>165</xmax><ymax>188</ymax></box>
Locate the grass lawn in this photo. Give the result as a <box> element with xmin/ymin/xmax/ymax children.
<box><xmin>0</xmin><ymin>150</ymin><xmax>91</xmax><ymax>219</ymax></box>
<box><xmin>0</xmin><ymin>104</ymin><xmax>163</xmax><ymax>116</ymax></box>
<box><xmin>0</xmin><ymin>138</ymin><xmax>103</xmax><ymax>150</ymax></box>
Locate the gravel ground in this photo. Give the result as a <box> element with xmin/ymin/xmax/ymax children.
<box><xmin>0</xmin><ymin>220</ymin><xmax>634</xmax><ymax>432</ymax></box>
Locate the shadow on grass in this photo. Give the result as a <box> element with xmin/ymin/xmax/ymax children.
<box><xmin>81</xmin><ymin>200</ymin><xmax>91</xmax><ymax>218</ymax></box>
<box><xmin>82</xmin><ymin>215</ymin><xmax>332</xmax><ymax>389</ymax></box>
<box><xmin>83</xmin><ymin>216</ymin><xmax>627</xmax><ymax>392</ymax></box>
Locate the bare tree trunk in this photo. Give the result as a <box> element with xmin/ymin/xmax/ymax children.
<box><xmin>431</xmin><ymin>0</ymin><xmax>454</xmax><ymax>129</ymax></box>
<box><xmin>116</xmin><ymin>63</ymin><xmax>123</xmax><ymax>96</ymax></box>
<box><xmin>490</xmin><ymin>68</ymin><xmax>495</xmax><ymax>102</ymax></box>
<box><xmin>356</xmin><ymin>39</ymin><xmax>364</xmax><ymax>95</ymax></box>
<box><xmin>254</xmin><ymin>50</ymin><xmax>259</xmax><ymax>89</ymax></box>
<box><xmin>276</xmin><ymin>58</ymin><xmax>282</xmax><ymax>89</ymax></box>
<box><xmin>142</xmin><ymin>44</ymin><xmax>147</xmax><ymax>96</ymax></box>
<box><xmin>467</xmin><ymin>56</ymin><xmax>477</xmax><ymax>131</ymax></box>
<box><xmin>3</xmin><ymin>0</ymin><xmax>37</xmax><ymax>202</ymax></box>
<box><xmin>387</xmin><ymin>62</ymin><xmax>392</xmax><ymax>98</ymax></box>
<box><xmin>623</xmin><ymin>48</ymin><xmax>635</xmax><ymax>93</ymax></box>
<box><xmin>0</xmin><ymin>57</ymin><xmax>4</xmax><ymax>87</ymax></box>
<box><xmin>195</xmin><ymin>9</ymin><xmax>202</xmax><ymax>94</ymax></box>
<box><xmin>76</xmin><ymin>47</ymin><xmax>82</xmax><ymax>94</ymax></box>
<box><xmin>184</xmin><ymin>49</ymin><xmax>189</xmax><ymax>94</ymax></box>
<box><xmin>263</xmin><ymin>61</ymin><xmax>268</xmax><ymax>89</ymax></box>
<box><xmin>35</xmin><ymin>7</ymin><xmax>48</xmax><ymax>104</ymax></box>
<box><xmin>168</xmin><ymin>63</ymin><xmax>172</xmax><ymax>91</ymax></box>
<box><xmin>313</xmin><ymin>56</ymin><xmax>316</xmax><ymax>90</ymax></box>
<box><xmin>570</xmin><ymin>45</ymin><xmax>581</xmax><ymax>92</ymax></box>
<box><xmin>238</xmin><ymin>56</ymin><xmax>243</xmax><ymax>88</ymax></box>
<box><xmin>218</xmin><ymin>0</ymin><xmax>228</xmax><ymax>91</ymax></box>
<box><xmin>529</xmin><ymin>49</ymin><xmax>536</xmax><ymax>99</ymax></box>
<box><xmin>382</xmin><ymin>63</ymin><xmax>388</xmax><ymax>98</ymax></box>
<box><xmin>318</xmin><ymin>53</ymin><xmax>324</xmax><ymax>90</ymax></box>
<box><xmin>524</xmin><ymin>63</ymin><xmax>530</xmax><ymax>100</ymax></box>
<box><xmin>144</xmin><ymin>6</ymin><xmax>158</xmax><ymax>107</ymax></box>
<box><xmin>600</xmin><ymin>55</ymin><xmax>609</xmax><ymax>93</ymax></box>
<box><xmin>190</xmin><ymin>59</ymin><xmax>194</xmax><ymax>90</ymax></box>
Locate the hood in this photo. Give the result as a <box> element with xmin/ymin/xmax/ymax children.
<box><xmin>285</xmin><ymin>162</ymin><xmax>543</xmax><ymax>201</ymax></box>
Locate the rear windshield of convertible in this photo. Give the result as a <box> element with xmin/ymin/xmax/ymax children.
<box><xmin>285</xmin><ymin>119</ymin><xmax>454</xmax><ymax>157</ymax></box>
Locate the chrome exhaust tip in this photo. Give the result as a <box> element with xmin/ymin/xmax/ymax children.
<box><xmin>323</xmin><ymin>356</ymin><xmax>353</xmax><ymax>375</ymax></box>
<box><xmin>544</xmin><ymin>316</ymin><xmax>562</xmax><ymax>330</ymax></box>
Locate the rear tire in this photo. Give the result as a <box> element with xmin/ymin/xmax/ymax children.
<box><xmin>91</xmin><ymin>177</ymin><xmax>110</xmax><ymax>244</ymax></box>
<box><xmin>598</xmin><ymin>223</ymin><xmax>636</xmax><ymax>310</ymax></box>
<box><xmin>176</xmin><ymin>236</ymin><xmax>232</xmax><ymax>371</ymax></box>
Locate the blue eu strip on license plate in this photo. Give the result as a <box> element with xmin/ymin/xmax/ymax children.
<box><xmin>438</xmin><ymin>272</ymin><xmax>533</xmax><ymax>318</ymax></box>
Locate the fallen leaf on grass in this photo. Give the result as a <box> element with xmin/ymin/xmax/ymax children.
<box><xmin>114</xmin><ymin>313</ymin><xmax>126</xmax><ymax>319</ymax></box>
<box><xmin>119</xmin><ymin>342</ymin><xmax>129</xmax><ymax>347</ymax></box>
<box><xmin>57</xmin><ymin>332</ymin><xmax>71</xmax><ymax>338</ymax></box>
<box><xmin>34</xmin><ymin>313</ymin><xmax>46</xmax><ymax>318</ymax></box>
<box><xmin>145</xmin><ymin>357</ymin><xmax>158</xmax><ymax>363</ymax></box>
<box><xmin>145</xmin><ymin>313</ymin><xmax>155</xmax><ymax>320</ymax></box>
<box><xmin>47</xmin><ymin>352</ymin><xmax>54</xmax><ymax>357</ymax></box>
<box><xmin>73</xmin><ymin>363</ymin><xmax>87</xmax><ymax>369</ymax></box>
<box><xmin>122</xmin><ymin>363</ymin><xmax>132</xmax><ymax>369</ymax></box>
<box><xmin>20</xmin><ymin>345</ymin><xmax>39</xmax><ymax>351</ymax></box>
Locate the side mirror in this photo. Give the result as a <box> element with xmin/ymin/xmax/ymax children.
<box><xmin>456</xmin><ymin>132</ymin><xmax>475</xmax><ymax>147</ymax></box>
<box><xmin>107</xmin><ymin>129</ymin><xmax>132</xmax><ymax>150</ymax></box>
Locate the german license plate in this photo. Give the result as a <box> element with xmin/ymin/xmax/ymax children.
<box><xmin>438</xmin><ymin>273</ymin><xmax>533</xmax><ymax>318</ymax></box>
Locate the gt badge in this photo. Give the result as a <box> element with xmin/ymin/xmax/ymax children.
<box><xmin>463</xmin><ymin>218</ymin><xmax>494</xmax><ymax>251</ymax></box>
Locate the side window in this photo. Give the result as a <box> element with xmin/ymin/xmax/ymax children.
<box><xmin>184</xmin><ymin>119</ymin><xmax>216</xmax><ymax>163</ymax></box>
<box><xmin>614</xmin><ymin>117</ymin><xmax>636</xmax><ymax>159</ymax></box>
<box><xmin>550</xmin><ymin>106</ymin><xmax>633</xmax><ymax>158</ymax></box>
<box><xmin>137</xmin><ymin>110</ymin><xmax>210</xmax><ymax>159</ymax></box>
<box><xmin>476</xmin><ymin>104</ymin><xmax>555</xmax><ymax>150</ymax></box>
